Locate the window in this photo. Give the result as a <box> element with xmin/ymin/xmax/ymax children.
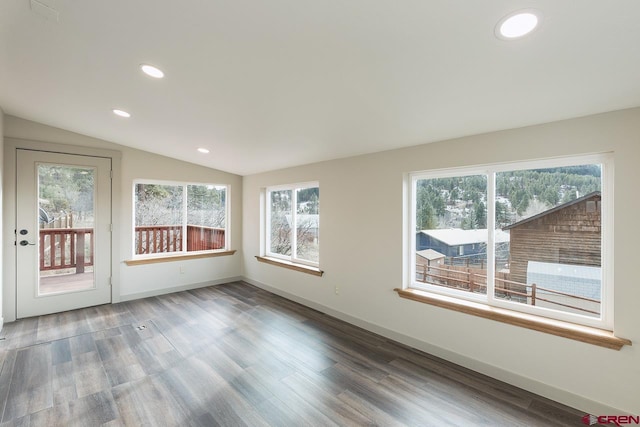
<box><xmin>134</xmin><ymin>181</ymin><xmax>228</xmax><ymax>256</ymax></box>
<box><xmin>266</xmin><ymin>183</ymin><xmax>319</xmax><ymax>266</ymax></box>
<box><xmin>410</xmin><ymin>154</ymin><xmax>612</xmax><ymax>329</ymax></box>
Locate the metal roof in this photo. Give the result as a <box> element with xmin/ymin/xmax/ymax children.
<box><xmin>416</xmin><ymin>249</ymin><xmax>446</xmax><ymax>261</ymax></box>
<box><xmin>419</xmin><ymin>228</ymin><xmax>510</xmax><ymax>246</ymax></box>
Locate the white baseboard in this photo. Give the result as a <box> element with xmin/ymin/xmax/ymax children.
<box><xmin>241</xmin><ymin>276</ymin><xmax>620</xmax><ymax>416</ymax></box>
<box><xmin>0</xmin><ymin>317</ymin><xmax>3</xmax><ymax>333</ymax></box>
<box><xmin>119</xmin><ymin>276</ymin><xmax>243</xmax><ymax>302</ymax></box>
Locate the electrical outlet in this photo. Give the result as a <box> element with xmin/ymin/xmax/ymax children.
<box><xmin>334</xmin><ymin>286</ymin><xmax>339</xmax><ymax>295</ymax></box>
<box><xmin>179</xmin><ymin>266</ymin><xmax>185</xmax><ymax>274</ymax></box>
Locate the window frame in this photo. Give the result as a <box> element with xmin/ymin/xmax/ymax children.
<box><xmin>407</xmin><ymin>153</ymin><xmax>613</xmax><ymax>330</ymax></box>
<box><xmin>265</xmin><ymin>181</ymin><xmax>320</xmax><ymax>268</ymax></box>
<box><xmin>131</xmin><ymin>179</ymin><xmax>230</xmax><ymax>259</ymax></box>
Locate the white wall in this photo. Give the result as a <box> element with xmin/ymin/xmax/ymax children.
<box><xmin>0</xmin><ymin>108</ymin><xmax>4</xmax><ymax>330</ymax></box>
<box><xmin>2</xmin><ymin>116</ymin><xmax>242</xmax><ymax>321</ymax></box>
<box><xmin>242</xmin><ymin>107</ymin><xmax>640</xmax><ymax>415</ymax></box>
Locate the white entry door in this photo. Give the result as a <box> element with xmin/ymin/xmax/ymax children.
<box><xmin>16</xmin><ymin>149</ymin><xmax>112</xmax><ymax>318</ymax></box>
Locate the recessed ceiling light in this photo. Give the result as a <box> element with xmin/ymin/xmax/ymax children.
<box><xmin>112</xmin><ymin>109</ymin><xmax>131</xmax><ymax>118</ymax></box>
<box><xmin>197</xmin><ymin>148</ymin><xmax>210</xmax><ymax>154</ymax></box>
<box><xmin>496</xmin><ymin>10</ymin><xmax>542</xmax><ymax>40</ymax></box>
<box><xmin>140</xmin><ymin>64</ymin><xmax>165</xmax><ymax>79</ymax></box>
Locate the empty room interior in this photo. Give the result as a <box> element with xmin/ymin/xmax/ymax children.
<box><xmin>1</xmin><ymin>1</ymin><xmax>639</xmax><ymax>425</ymax></box>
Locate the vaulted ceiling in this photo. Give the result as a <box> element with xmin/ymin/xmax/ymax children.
<box><xmin>1</xmin><ymin>1</ymin><xmax>639</xmax><ymax>175</ymax></box>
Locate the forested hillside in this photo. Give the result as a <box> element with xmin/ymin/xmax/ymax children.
<box><xmin>416</xmin><ymin>165</ymin><xmax>601</xmax><ymax>231</ymax></box>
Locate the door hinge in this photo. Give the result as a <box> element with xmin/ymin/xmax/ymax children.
<box><xmin>109</xmin><ymin>277</ymin><xmax>113</xmax><ymax>287</ymax></box>
<box><xmin>110</xmin><ymin>169</ymin><xmax>113</xmax><ymax>179</ymax></box>
<box><xmin>110</xmin><ymin>223</ymin><xmax>113</xmax><ymax>232</ymax></box>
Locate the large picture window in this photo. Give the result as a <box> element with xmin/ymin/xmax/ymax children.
<box><xmin>409</xmin><ymin>154</ymin><xmax>612</xmax><ymax>329</ymax></box>
<box><xmin>134</xmin><ymin>182</ymin><xmax>228</xmax><ymax>256</ymax></box>
<box><xmin>266</xmin><ymin>182</ymin><xmax>319</xmax><ymax>266</ymax></box>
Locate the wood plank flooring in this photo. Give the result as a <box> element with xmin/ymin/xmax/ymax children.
<box><xmin>0</xmin><ymin>281</ymin><xmax>592</xmax><ymax>426</ymax></box>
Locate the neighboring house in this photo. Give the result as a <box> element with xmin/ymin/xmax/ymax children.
<box><xmin>416</xmin><ymin>249</ymin><xmax>446</xmax><ymax>268</ymax></box>
<box><xmin>417</xmin><ymin>228</ymin><xmax>510</xmax><ymax>259</ymax></box>
<box><xmin>503</xmin><ymin>192</ymin><xmax>601</xmax><ymax>285</ymax></box>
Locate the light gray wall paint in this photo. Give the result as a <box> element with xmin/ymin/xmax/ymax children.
<box><xmin>2</xmin><ymin>116</ymin><xmax>243</xmax><ymax>321</ymax></box>
<box><xmin>0</xmin><ymin>109</ymin><xmax>4</xmax><ymax>329</ymax></box>
<box><xmin>242</xmin><ymin>107</ymin><xmax>640</xmax><ymax>415</ymax></box>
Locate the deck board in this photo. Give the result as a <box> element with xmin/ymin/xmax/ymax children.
<box><xmin>39</xmin><ymin>272</ymin><xmax>94</xmax><ymax>294</ymax></box>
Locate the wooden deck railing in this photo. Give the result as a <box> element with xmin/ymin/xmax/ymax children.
<box><xmin>39</xmin><ymin>225</ymin><xmax>226</xmax><ymax>272</ymax></box>
<box><xmin>40</xmin><ymin>228</ymin><xmax>94</xmax><ymax>273</ymax></box>
<box><xmin>135</xmin><ymin>225</ymin><xmax>225</xmax><ymax>255</ymax></box>
<box><xmin>186</xmin><ymin>225</ymin><xmax>225</xmax><ymax>251</ymax></box>
<box><xmin>135</xmin><ymin>225</ymin><xmax>183</xmax><ymax>254</ymax></box>
<box><xmin>416</xmin><ymin>263</ymin><xmax>600</xmax><ymax>315</ymax></box>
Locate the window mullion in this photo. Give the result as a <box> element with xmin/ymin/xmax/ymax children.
<box><xmin>265</xmin><ymin>190</ymin><xmax>271</xmax><ymax>256</ymax></box>
<box><xmin>486</xmin><ymin>171</ymin><xmax>496</xmax><ymax>304</ymax></box>
<box><xmin>182</xmin><ymin>185</ymin><xmax>188</xmax><ymax>253</ymax></box>
<box><xmin>291</xmin><ymin>188</ymin><xmax>297</xmax><ymax>261</ymax></box>
<box><xmin>600</xmin><ymin>157</ymin><xmax>614</xmax><ymax>329</ymax></box>
<box><xmin>409</xmin><ymin>176</ymin><xmax>418</xmax><ymax>288</ymax></box>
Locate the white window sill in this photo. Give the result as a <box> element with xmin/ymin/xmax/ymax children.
<box><xmin>255</xmin><ymin>256</ymin><xmax>323</xmax><ymax>277</ymax></box>
<box><xmin>395</xmin><ymin>287</ymin><xmax>631</xmax><ymax>350</ymax></box>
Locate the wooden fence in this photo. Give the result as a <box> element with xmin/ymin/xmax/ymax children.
<box><xmin>444</xmin><ymin>255</ymin><xmax>510</xmax><ymax>270</ymax></box>
<box><xmin>41</xmin><ymin>212</ymin><xmax>75</xmax><ymax>229</ymax></box>
<box><xmin>416</xmin><ymin>263</ymin><xmax>600</xmax><ymax>315</ymax></box>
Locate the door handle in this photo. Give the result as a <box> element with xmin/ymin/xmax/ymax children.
<box><xmin>19</xmin><ymin>240</ymin><xmax>36</xmax><ymax>246</ymax></box>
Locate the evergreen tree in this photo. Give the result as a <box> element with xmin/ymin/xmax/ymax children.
<box><xmin>473</xmin><ymin>201</ymin><xmax>487</xmax><ymax>229</ymax></box>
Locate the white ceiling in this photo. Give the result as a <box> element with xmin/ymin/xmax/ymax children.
<box><xmin>1</xmin><ymin>1</ymin><xmax>639</xmax><ymax>176</ymax></box>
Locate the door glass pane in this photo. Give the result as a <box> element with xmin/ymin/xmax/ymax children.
<box><xmin>496</xmin><ymin>164</ymin><xmax>602</xmax><ymax>317</ymax></box>
<box><xmin>38</xmin><ymin>164</ymin><xmax>96</xmax><ymax>295</ymax></box>
<box><xmin>415</xmin><ymin>175</ymin><xmax>488</xmax><ymax>295</ymax></box>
